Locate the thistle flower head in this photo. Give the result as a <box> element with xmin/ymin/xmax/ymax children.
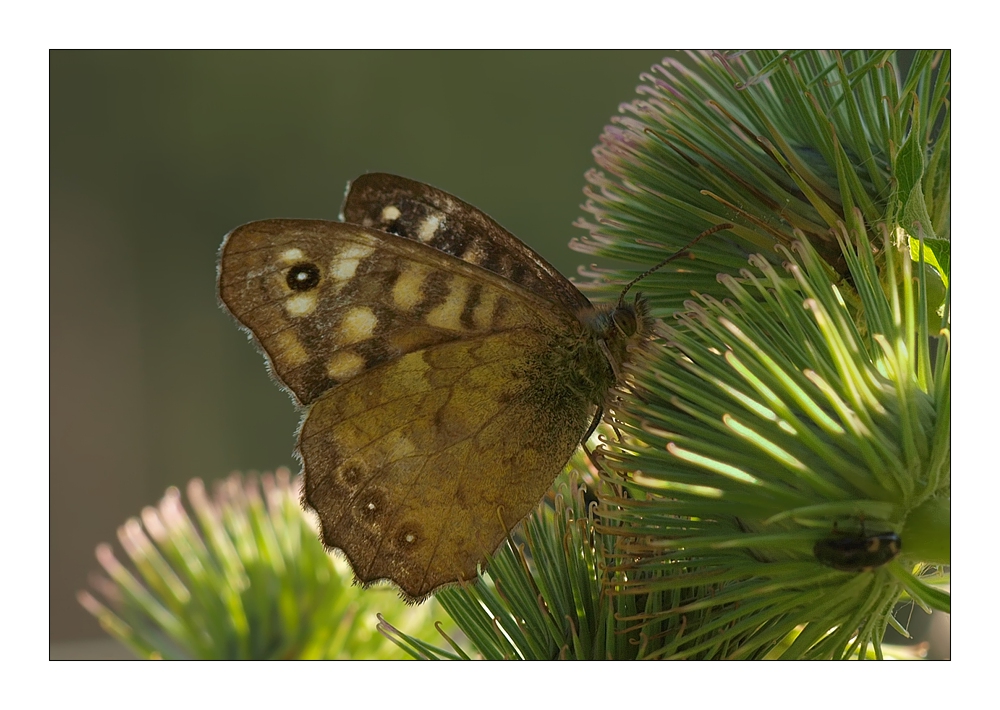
<box><xmin>80</xmin><ymin>469</ymin><xmax>453</xmax><ymax>659</ymax></box>
<box><xmin>389</xmin><ymin>50</ymin><xmax>949</xmax><ymax>660</ymax></box>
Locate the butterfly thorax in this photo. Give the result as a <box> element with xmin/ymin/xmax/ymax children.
<box><xmin>561</xmin><ymin>294</ymin><xmax>653</xmax><ymax>408</ymax></box>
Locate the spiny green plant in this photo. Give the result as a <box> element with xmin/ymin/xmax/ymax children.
<box><xmin>80</xmin><ymin>469</ymin><xmax>455</xmax><ymax>659</ymax></box>
<box><xmin>382</xmin><ymin>50</ymin><xmax>949</xmax><ymax>660</ymax></box>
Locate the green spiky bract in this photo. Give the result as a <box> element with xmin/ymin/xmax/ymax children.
<box><xmin>80</xmin><ymin>469</ymin><xmax>456</xmax><ymax>659</ymax></box>
<box><xmin>385</xmin><ymin>50</ymin><xmax>948</xmax><ymax>660</ymax></box>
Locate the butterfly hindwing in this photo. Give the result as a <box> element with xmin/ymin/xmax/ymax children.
<box><xmin>300</xmin><ymin>329</ymin><xmax>592</xmax><ymax>600</ymax></box>
<box><xmin>343</xmin><ymin>173</ymin><xmax>592</xmax><ymax>314</ymax></box>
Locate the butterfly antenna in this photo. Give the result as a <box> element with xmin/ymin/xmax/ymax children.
<box><xmin>617</xmin><ymin>223</ymin><xmax>734</xmax><ymax>307</ymax></box>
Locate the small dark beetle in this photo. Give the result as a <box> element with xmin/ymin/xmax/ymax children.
<box><xmin>813</xmin><ymin>528</ymin><xmax>901</xmax><ymax>572</ymax></box>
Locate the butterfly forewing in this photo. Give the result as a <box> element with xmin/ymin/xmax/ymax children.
<box><xmin>219</xmin><ymin>219</ymin><xmax>577</xmax><ymax>406</ymax></box>
<box><xmin>343</xmin><ymin>173</ymin><xmax>591</xmax><ymax>314</ymax></box>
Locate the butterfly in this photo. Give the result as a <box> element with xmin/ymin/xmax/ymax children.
<box><xmin>218</xmin><ymin>173</ymin><xmax>720</xmax><ymax>601</ymax></box>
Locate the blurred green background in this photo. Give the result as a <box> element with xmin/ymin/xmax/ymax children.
<box><xmin>50</xmin><ymin>50</ymin><xmax>673</xmax><ymax>648</ymax></box>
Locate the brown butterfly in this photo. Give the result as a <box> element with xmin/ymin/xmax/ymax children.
<box><xmin>218</xmin><ymin>173</ymin><xmax>720</xmax><ymax>601</ymax></box>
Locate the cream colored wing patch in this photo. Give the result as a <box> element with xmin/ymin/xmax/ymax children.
<box><xmin>218</xmin><ymin>219</ymin><xmax>578</xmax><ymax>406</ymax></box>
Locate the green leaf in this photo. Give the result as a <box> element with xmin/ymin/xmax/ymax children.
<box><xmin>896</xmin><ymin>124</ymin><xmax>938</xmax><ymax>242</ymax></box>
<box><xmin>910</xmin><ymin>237</ymin><xmax>949</xmax><ymax>288</ymax></box>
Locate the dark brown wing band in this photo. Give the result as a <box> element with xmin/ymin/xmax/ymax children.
<box><xmin>343</xmin><ymin>173</ymin><xmax>592</xmax><ymax>314</ymax></box>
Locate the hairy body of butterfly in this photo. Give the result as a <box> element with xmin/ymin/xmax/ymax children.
<box><xmin>218</xmin><ymin>173</ymin><xmax>652</xmax><ymax>601</ymax></box>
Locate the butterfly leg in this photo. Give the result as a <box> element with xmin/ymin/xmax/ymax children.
<box><xmin>575</xmin><ymin>404</ymin><xmax>600</xmax><ymax>470</ymax></box>
<box><xmin>583</xmin><ymin>406</ymin><xmax>603</xmax><ymax>443</ymax></box>
<box><xmin>597</xmin><ymin>339</ymin><xmax>621</xmax><ymax>381</ymax></box>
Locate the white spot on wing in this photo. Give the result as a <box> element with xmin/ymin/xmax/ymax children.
<box><xmin>427</xmin><ymin>277</ymin><xmax>469</xmax><ymax>331</ymax></box>
<box><xmin>326</xmin><ymin>350</ymin><xmax>365</xmax><ymax>381</ymax></box>
<box><xmin>280</xmin><ymin>248</ymin><xmax>304</xmax><ymax>263</ymax></box>
<box><xmin>340</xmin><ymin>306</ymin><xmax>378</xmax><ymax>344</ymax></box>
<box><xmin>330</xmin><ymin>243</ymin><xmax>375</xmax><ymax>281</ymax></box>
<box><xmin>285</xmin><ymin>292</ymin><xmax>317</xmax><ymax>317</ymax></box>
<box><xmin>462</xmin><ymin>243</ymin><xmax>485</xmax><ymax>264</ymax></box>
<box><xmin>272</xmin><ymin>331</ymin><xmax>309</xmax><ymax>367</ymax></box>
<box><xmin>380</xmin><ymin>205</ymin><xmax>401</xmax><ymax>222</ymax></box>
<box><xmin>392</xmin><ymin>263</ymin><xmax>429</xmax><ymax>311</ymax></box>
<box><xmin>417</xmin><ymin>214</ymin><xmax>443</xmax><ymax>242</ymax></box>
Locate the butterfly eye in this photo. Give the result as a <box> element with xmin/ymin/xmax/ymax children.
<box><xmin>612</xmin><ymin>307</ymin><xmax>638</xmax><ymax>337</ymax></box>
<box><xmin>287</xmin><ymin>263</ymin><xmax>321</xmax><ymax>291</ymax></box>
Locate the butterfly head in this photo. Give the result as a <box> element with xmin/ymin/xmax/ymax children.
<box><xmin>588</xmin><ymin>292</ymin><xmax>653</xmax><ymax>343</ymax></box>
<box><xmin>579</xmin><ymin>293</ymin><xmax>654</xmax><ymax>388</ymax></box>
<box><xmin>590</xmin><ymin>223</ymin><xmax>733</xmax><ymax>383</ymax></box>
<box><xmin>610</xmin><ymin>293</ymin><xmax>649</xmax><ymax>339</ymax></box>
